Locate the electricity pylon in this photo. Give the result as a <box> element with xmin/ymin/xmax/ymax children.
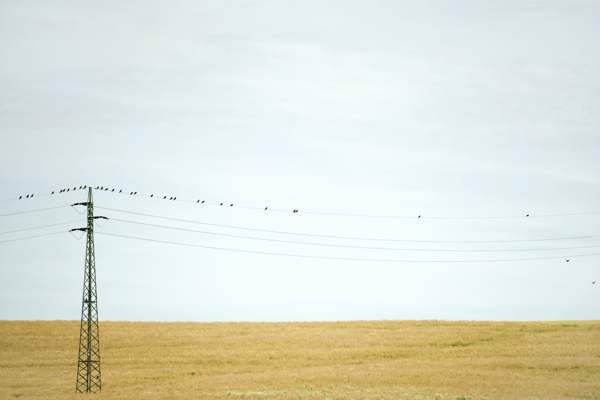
<box><xmin>70</xmin><ymin>188</ymin><xmax>108</xmax><ymax>394</ymax></box>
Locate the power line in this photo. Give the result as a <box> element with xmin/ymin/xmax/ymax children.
<box><xmin>3</xmin><ymin>186</ymin><xmax>600</xmax><ymax>220</ymax></box>
<box><xmin>97</xmin><ymin>206</ymin><xmax>600</xmax><ymax>244</ymax></box>
<box><xmin>301</xmin><ymin>210</ymin><xmax>600</xmax><ymax>219</ymax></box>
<box><xmin>0</xmin><ymin>231</ymin><xmax>65</xmax><ymax>244</ymax></box>
<box><xmin>109</xmin><ymin>218</ymin><xmax>600</xmax><ymax>253</ymax></box>
<box><xmin>96</xmin><ymin>232</ymin><xmax>600</xmax><ymax>263</ymax></box>
<box><xmin>0</xmin><ymin>205</ymin><xmax>71</xmax><ymax>218</ymax></box>
<box><xmin>0</xmin><ymin>221</ymin><xmax>81</xmax><ymax>235</ymax></box>
<box><xmin>0</xmin><ymin>186</ymin><xmax>88</xmax><ymax>203</ymax></box>
<box><xmin>94</xmin><ymin>190</ymin><xmax>600</xmax><ymax>219</ymax></box>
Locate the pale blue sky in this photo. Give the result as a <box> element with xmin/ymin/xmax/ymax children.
<box><xmin>1</xmin><ymin>0</ymin><xmax>599</xmax><ymax>321</ymax></box>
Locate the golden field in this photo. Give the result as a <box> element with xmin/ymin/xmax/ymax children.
<box><xmin>1</xmin><ymin>320</ymin><xmax>599</xmax><ymax>400</ymax></box>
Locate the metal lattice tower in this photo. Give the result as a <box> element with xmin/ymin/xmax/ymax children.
<box><xmin>71</xmin><ymin>188</ymin><xmax>107</xmax><ymax>394</ymax></box>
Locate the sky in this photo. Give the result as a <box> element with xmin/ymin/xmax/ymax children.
<box><xmin>0</xmin><ymin>0</ymin><xmax>599</xmax><ymax>322</ymax></box>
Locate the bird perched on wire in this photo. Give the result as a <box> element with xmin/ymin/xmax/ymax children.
<box><xmin>151</xmin><ymin>194</ymin><xmax>153</xmax><ymax>197</ymax></box>
<box><xmin>19</xmin><ymin>196</ymin><xmax>22</xmax><ymax>199</ymax></box>
<box><xmin>26</xmin><ymin>195</ymin><xmax>29</xmax><ymax>198</ymax></box>
<box><xmin>51</xmin><ymin>191</ymin><xmax>54</xmax><ymax>195</ymax></box>
<box><xmin>220</xmin><ymin>203</ymin><xmax>223</xmax><ymax>206</ymax></box>
<box><xmin>163</xmin><ymin>196</ymin><xmax>167</xmax><ymax>199</ymax></box>
<box><xmin>112</xmin><ymin>189</ymin><xmax>114</xmax><ymax>192</ymax></box>
<box><xmin>196</xmin><ymin>200</ymin><xmax>200</xmax><ymax>203</ymax></box>
<box><xmin>526</xmin><ymin>214</ymin><xmax>529</xmax><ymax>217</ymax></box>
<box><xmin>230</xmin><ymin>204</ymin><xmax>233</xmax><ymax>207</ymax></box>
<box><xmin>566</xmin><ymin>259</ymin><xmax>570</xmax><ymax>262</ymax></box>
<box><xmin>202</xmin><ymin>200</ymin><xmax>205</xmax><ymax>203</ymax></box>
<box><xmin>119</xmin><ymin>190</ymin><xmax>122</xmax><ymax>193</ymax></box>
<box><xmin>593</xmin><ymin>281</ymin><xmax>596</xmax><ymax>284</ymax></box>
<box><xmin>173</xmin><ymin>197</ymin><xmax>176</xmax><ymax>200</ymax></box>
<box><xmin>264</xmin><ymin>207</ymin><xmax>268</xmax><ymax>210</ymax></box>
<box><xmin>134</xmin><ymin>192</ymin><xmax>137</xmax><ymax>195</ymax></box>
<box><xmin>169</xmin><ymin>197</ymin><xmax>173</xmax><ymax>200</ymax></box>
<box><xmin>418</xmin><ymin>215</ymin><xmax>421</xmax><ymax>218</ymax></box>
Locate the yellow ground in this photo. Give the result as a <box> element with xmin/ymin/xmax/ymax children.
<box><xmin>1</xmin><ymin>320</ymin><xmax>599</xmax><ymax>400</ymax></box>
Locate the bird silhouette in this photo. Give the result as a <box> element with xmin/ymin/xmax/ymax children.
<box><xmin>130</xmin><ymin>192</ymin><xmax>133</xmax><ymax>195</ymax></box>
<box><xmin>119</xmin><ymin>190</ymin><xmax>122</xmax><ymax>193</ymax></box>
<box><xmin>51</xmin><ymin>191</ymin><xmax>54</xmax><ymax>195</ymax></box>
<box><xmin>566</xmin><ymin>260</ymin><xmax>570</xmax><ymax>262</ymax></box>
<box><xmin>230</xmin><ymin>204</ymin><xmax>233</xmax><ymax>206</ymax></box>
<box><xmin>68</xmin><ymin>188</ymin><xmax>71</xmax><ymax>192</ymax></box>
<box><xmin>526</xmin><ymin>214</ymin><xmax>529</xmax><ymax>217</ymax></box>
<box><xmin>220</xmin><ymin>203</ymin><xmax>223</xmax><ymax>206</ymax></box>
<box><xmin>19</xmin><ymin>196</ymin><xmax>22</xmax><ymax>199</ymax></box>
<box><xmin>169</xmin><ymin>197</ymin><xmax>173</xmax><ymax>200</ymax></box>
<box><xmin>196</xmin><ymin>200</ymin><xmax>199</xmax><ymax>203</ymax></box>
<box><xmin>265</xmin><ymin>207</ymin><xmax>268</xmax><ymax>210</ymax></box>
<box><xmin>201</xmin><ymin>200</ymin><xmax>204</xmax><ymax>203</ymax></box>
<box><xmin>173</xmin><ymin>197</ymin><xmax>176</xmax><ymax>200</ymax></box>
<box><xmin>79</xmin><ymin>186</ymin><xmax>82</xmax><ymax>189</ymax></box>
<box><xmin>73</xmin><ymin>187</ymin><xmax>76</xmax><ymax>190</ymax></box>
<box><xmin>151</xmin><ymin>194</ymin><xmax>153</xmax><ymax>197</ymax></box>
<box><xmin>31</xmin><ymin>194</ymin><xmax>33</xmax><ymax>197</ymax></box>
<box><xmin>83</xmin><ymin>186</ymin><xmax>86</xmax><ymax>189</ymax></box>
<box><xmin>593</xmin><ymin>281</ymin><xmax>596</xmax><ymax>284</ymax></box>
<box><xmin>134</xmin><ymin>192</ymin><xmax>137</xmax><ymax>195</ymax></box>
<box><xmin>26</xmin><ymin>195</ymin><xmax>29</xmax><ymax>198</ymax></box>
<box><xmin>105</xmin><ymin>188</ymin><xmax>108</xmax><ymax>191</ymax></box>
<box><xmin>112</xmin><ymin>189</ymin><xmax>115</xmax><ymax>192</ymax></box>
<box><xmin>418</xmin><ymin>215</ymin><xmax>421</xmax><ymax>218</ymax></box>
<box><xmin>163</xmin><ymin>196</ymin><xmax>167</xmax><ymax>199</ymax></box>
<box><xmin>101</xmin><ymin>187</ymin><xmax>103</xmax><ymax>190</ymax></box>
<box><xmin>96</xmin><ymin>186</ymin><xmax>99</xmax><ymax>189</ymax></box>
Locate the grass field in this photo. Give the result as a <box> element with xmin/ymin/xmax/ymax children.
<box><xmin>1</xmin><ymin>320</ymin><xmax>599</xmax><ymax>400</ymax></box>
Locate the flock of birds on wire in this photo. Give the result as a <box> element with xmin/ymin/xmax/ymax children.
<box><xmin>19</xmin><ymin>185</ymin><xmax>298</xmax><ymax>213</ymax></box>
<box><xmin>6</xmin><ymin>186</ymin><xmax>600</xmax><ymax>275</ymax></box>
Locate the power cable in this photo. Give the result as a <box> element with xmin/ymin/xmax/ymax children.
<box><xmin>97</xmin><ymin>206</ymin><xmax>600</xmax><ymax>244</ymax></box>
<box><xmin>97</xmin><ymin>190</ymin><xmax>600</xmax><ymax>219</ymax></box>
<box><xmin>0</xmin><ymin>205</ymin><xmax>71</xmax><ymax>218</ymax></box>
<box><xmin>2</xmin><ymin>186</ymin><xmax>600</xmax><ymax>219</ymax></box>
<box><xmin>0</xmin><ymin>231</ymin><xmax>65</xmax><ymax>244</ymax></box>
<box><xmin>96</xmin><ymin>232</ymin><xmax>600</xmax><ymax>263</ymax></box>
<box><xmin>0</xmin><ymin>221</ymin><xmax>81</xmax><ymax>235</ymax></box>
<box><xmin>110</xmin><ymin>218</ymin><xmax>600</xmax><ymax>253</ymax></box>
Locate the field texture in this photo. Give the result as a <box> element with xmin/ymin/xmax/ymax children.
<box><xmin>1</xmin><ymin>320</ymin><xmax>599</xmax><ymax>400</ymax></box>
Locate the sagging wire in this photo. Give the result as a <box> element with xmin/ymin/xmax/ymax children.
<box><xmin>0</xmin><ymin>231</ymin><xmax>65</xmax><ymax>244</ymax></box>
<box><xmin>109</xmin><ymin>218</ymin><xmax>600</xmax><ymax>253</ymax></box>
<box><xmin>97</xmin><ymin>206</ymin><xmax>600</xmax><ymax>244</ymax></box>
<box><xmin>0</xmin><ymin>221</ymin><xmax>82</xmax><ymax>235</ymax></box>
<box><xmin>96</xmin><ymin>232</ymin><xmax>600</xmax><ymax>263</ymax></box>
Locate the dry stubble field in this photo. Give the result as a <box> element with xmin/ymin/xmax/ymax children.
<box><xmin>0</xmin><ymin>320</ymin><xmax>599</xmax><ymax>400</ymax></box>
